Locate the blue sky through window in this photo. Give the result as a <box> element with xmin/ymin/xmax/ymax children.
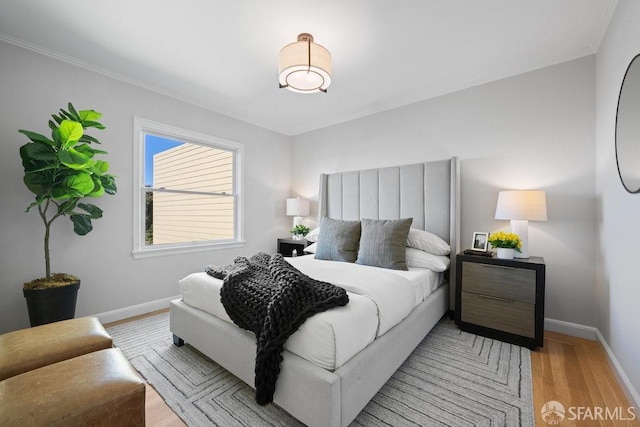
<box><xmin>144</xmin><ymin>134</ymin><xmax>182</xmax><ymax>186</ymax></box>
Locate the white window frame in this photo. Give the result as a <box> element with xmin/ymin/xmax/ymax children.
<box><xmin>132</xmin><ymin>118</ymin><xmax>244</xmax><ymax>259</ymax></box>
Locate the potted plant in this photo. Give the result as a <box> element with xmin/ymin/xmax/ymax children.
<box><xmin>291</xmin><ymin>224</ymin><xmax>310</xmax><ymax>240</ymax></box>
<box><xmin>19</xmin><ymin>103</ymin><xmax>117</xmax><ymax>326</ymax></box>
<box><xmin>487</xmin><ymin>231</ymin><xmax>522</xmax><ymax>259</ymax></box>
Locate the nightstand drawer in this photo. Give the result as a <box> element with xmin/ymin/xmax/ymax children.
<box><xmin>461</xmin><ymin>292</ymin><xmax>535</xmax><ymax>338</ymax></box>
<box><xmin>277</xmin><ymin>238</ymin><xmax>309</xmax><ymax>257</ymax></box>
<box><xmin>461</xmin><ymin>261</ymin><xmax>535</xmax><ymax>303</ymax></box>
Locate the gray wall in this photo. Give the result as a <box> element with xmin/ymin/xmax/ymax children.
<box><xmin>595</xmin><ymin>0</ymin><xmax>640</xmax><ymax>400</ymax></box>
<box><xmin>291</xmin><ymin>56</ymin><xmax>597</xmax><ymax>327</ymax></box>
<box><xmin>0</xmin><ymin>41</ymin><xmax>292</xmax><ymax>333</ymax></box>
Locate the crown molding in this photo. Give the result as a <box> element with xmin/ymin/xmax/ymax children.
<box><xmin>590</xmin><ymin>0</ymin><xmax>619</xmax><ymax>52</ymax></box>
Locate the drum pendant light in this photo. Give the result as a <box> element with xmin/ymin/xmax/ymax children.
<box><xmin>279</xmin><ymin>33</ymin><xmax>332</xmax><ymax>94</ymax></box>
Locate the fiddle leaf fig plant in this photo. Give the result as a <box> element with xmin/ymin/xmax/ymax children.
<box><xmin>19</xmin><ymin>103</ymin><xmax>117</xmax><ymax>285</ymax></box>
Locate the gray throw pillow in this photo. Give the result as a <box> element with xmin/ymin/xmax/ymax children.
<box><xmin>314</xmin><ymin>217</ymin><xmax>362</xmax><ymax>262</ymax></box>
<box><xmin>356</xmin><ymin>218</ymin><xmax>413</xmax><ymax>270</ymax></box>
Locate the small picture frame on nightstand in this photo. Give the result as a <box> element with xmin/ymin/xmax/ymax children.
<box><xmin>471</xmin><ymin>232</ymin><xmax>489</xmax><ymax>252</ymax></box>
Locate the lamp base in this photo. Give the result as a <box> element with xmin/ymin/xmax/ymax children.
<box><xmin>511</xmin><ymin>220</ymin><xmax>529</xmax><ymax>258</ymax></box>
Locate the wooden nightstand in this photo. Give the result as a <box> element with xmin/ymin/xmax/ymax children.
<box><xmin>455</xmin><ymin>252</ymin><xmax>545</xmax><ymax>349</ymax></box>
<box><xmin>277</xmin><ymin>238</ymin><xmax>309</xmax><ymax>257</ymax></box>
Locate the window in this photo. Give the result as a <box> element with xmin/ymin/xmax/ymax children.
<box><xmin>133</xmin><ymin>118</ymin><xmax>244</xmax><ymax>258</ymax></box>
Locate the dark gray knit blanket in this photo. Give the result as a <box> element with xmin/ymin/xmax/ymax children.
<box><xmin>205</xmin><ymin>252</ymin><xmax>349</xmax><ymax>405</ymax></box>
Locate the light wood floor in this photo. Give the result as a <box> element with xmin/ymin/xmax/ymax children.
<box><xmin>532</xmin><ymin>331</ymin><xmax>638</xmax><ymax>426</ymax></box>
<box><xmin>108</xmin><ymin>313</ymin><xmax>637</xmax><ymax>426</ymax></box>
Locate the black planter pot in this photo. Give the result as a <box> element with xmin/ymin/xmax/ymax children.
<box><xmin>23</xmin><ymin>281</ymin><xmax>80</xmax><ymax>327</ymax></box>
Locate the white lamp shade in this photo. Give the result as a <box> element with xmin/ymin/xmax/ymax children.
<box><xmin>495</xmin><ymin>190</ymin><xmax>547</xmax><ymax>221</ymax></box>
<box><xmin>286</xmin><ymin>198</ymin><xmax>310</xmax><ymax>217</ymax></box>
<box><xmin>279</xmin><ymin>33</ymin><xmax>332</xmax><ymax>94</ymax></box>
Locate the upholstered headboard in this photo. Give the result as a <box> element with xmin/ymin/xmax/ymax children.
<box><xmin>318</xmin><ymin>157</ymin><xmax>460</xmax><ymax>309</ymax></box>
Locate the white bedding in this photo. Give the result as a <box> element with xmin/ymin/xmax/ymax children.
<box><xmin>179</xmin><ymin>256</ymin><xmax>444</xmax><ymax>370</ymax></box>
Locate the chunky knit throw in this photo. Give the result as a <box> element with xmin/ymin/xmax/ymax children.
<box><xmin>205</xmin><ymin>253</ymin><xmax>349</xmax><ymax>405</ymax></box>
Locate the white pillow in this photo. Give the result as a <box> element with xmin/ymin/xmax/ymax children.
<box><xmin>304</xmin><ymin>242</ymin><xmax>318</xmax><ymax>253</ymax></box>
<box><xmin>305</xmin><ymin>227</ymin><xmax>321</xmax><ymax>242</ymax></box>
<box><xmin>405</xmin><ymin>248</ymin><xmax>450</xmax><ymax>272</ymax></box>
<box><xmin>406</xmin><ymin>228</ymin><xmax>450</xmax><ymax>256</ymax></box>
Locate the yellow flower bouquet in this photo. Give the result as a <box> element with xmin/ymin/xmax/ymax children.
<box><xmin>488</xmin><ymin>231</ymin><xmax>522</xmax><ymax>252</ymax></box>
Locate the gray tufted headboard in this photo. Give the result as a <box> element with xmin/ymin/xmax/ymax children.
<box><xmin>318</xmin><ymin>157</ymin><xmax>460</xmax><ymax>309</ymax></box>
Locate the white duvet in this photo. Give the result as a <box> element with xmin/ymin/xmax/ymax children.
<box><xmin>180</xmin><ymin>256</ymin><xmax>443</xmax><ymax>370</ymax></box>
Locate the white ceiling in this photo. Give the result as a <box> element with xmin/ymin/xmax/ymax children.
<box><xmin>0</xmin><ymin>0</ymin><xmax>618</xmax><ymax>136</ymax></box>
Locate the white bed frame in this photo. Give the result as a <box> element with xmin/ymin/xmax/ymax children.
<box><xmin>170</xmin><ymin>157</ymin><xmax>460</xmax><ymax>427</ymax></box>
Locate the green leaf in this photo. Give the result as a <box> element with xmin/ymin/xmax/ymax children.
<box><xmin>25</xmin><ymin>200</ymin><xmax>42</xmax><ymax>213</ymax></box>
<box><xmin>100</xmin><ymin>175</ymin><xmax>117</xmax><ymax>195</ymax></box>
<box><xmin>20</xmin><ymin>142</ymin><xmax>57</xmax><ymax>162</ymax></box>
<box><xmin>87</xmin><ymin>182</ymin><xmax>105</xmax><ymax>197</ymax></box>
<box><xmin>79</xmin><ymin>134</ymin><xmax>101</xmax><ymax>144</ymax></box>
<box><xmin>18</xmin><ymin>130</ymin><xmax>55</xmax><ymax>146</ymax></box>
<box><xmin>93</xmin><ymin>160</ymin><xmax>109</xmax><ymax>174</ymax></box>
<box><xmin>77</xmin><ymin>202</ymin><xmax>103</xmax><ymax>219</ymax></box>
<box><xmin>87</xmin><ymin>175</ymin><xmax>104</xmax><ymax>197</ymax></box>
<box><xmin>70</xmin><ymin>214</ymin><xmax>93</xmax><ymax>235</ymax></box>
<box><xmin>75</xmin><ymin>143</ymin><xmax>96</xmax><ymax>158</ymax></box>
<box><xmin>67</xmin><ymin>103</ymin><xmax>80</xmax><ymax>121</ymax></box>
<box><xmin>81</xmin><ymin>120</ymin><xmax>106</xmax><ymax>130</ymax></box>
<box><xmin>23</xmin><ymin>172</ymin><xmax>51</xmax><ymax>195</ymax></box>
<box><xmin>58</xmin><ymin>120</ymin><xmax>83</xmax><ymax>148</ymax></box>
<box><xmin>59</xmin><ymin>109</ymin><xmax>74</xmax><ymax>121</ymax></box>
<box><xmin>57</xmin><ymin>199</ymin><xmax>79</xmax><ymax>214</ymax></box>
<box><xmin>78</xmin><ymin>109</ymin><xmax>102</xmax><ymax>122</ymax></box>
<box><xmin>62</xmin><ymin>172</ymin><xmax>95</xmax><ymax>196</ymax></box>
<box><xmin>58</xmin><ymin>148</ymin><xmax>95</xmax><ymax>170</ymax></box>
<box><xmin>20</xmin><ymin>142</ymin><xmax>57</xmax><ymax>175</ymax></box>
<box><xmin>51</xmin><ymin>114</ymin><xmax>64</xmax><ymax>125</ymax></box>
<box><xmin>76</xmin><ymin>143</ymin><xmax>107</xmax><ymax>157</ymax></box>
<box><xmin>51</xmin><ymin>128</ymin><xmax>62</xmax><ymax>147</ymax></box>
<box><xmin>51</xmin><ymin>186</ymin><xmax>84</xmax><ymax>199</ymax></box>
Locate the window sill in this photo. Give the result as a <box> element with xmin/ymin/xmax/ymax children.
<box><xmin>131</xmin><ymin>240</ymin><xmax>245</xmax><ymax>259</ymax></box>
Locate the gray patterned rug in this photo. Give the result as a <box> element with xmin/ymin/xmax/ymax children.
<box><xmin>107</xmin><ymin>312</ymin><xmax>534</xmax><ymax>426</ymax></box>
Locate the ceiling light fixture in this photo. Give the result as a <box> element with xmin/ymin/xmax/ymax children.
<box><xmin>279</xmin><ymin>33</ymin><xmax>332</xmax><ymax>94</ymax></box>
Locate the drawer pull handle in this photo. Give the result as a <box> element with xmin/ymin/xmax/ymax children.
<box><xmin>478</xmin><ymin>294</ymin><xmax>514</xmax><ymax>303</ymax></box>
<box><xmin>478</xmin><ymin>264</ymin><xmax>515</xmax><ymax>270</ymax></box>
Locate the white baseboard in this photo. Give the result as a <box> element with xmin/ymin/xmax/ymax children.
<box><xmin>544</xmin><ymin>317</ymin><xmax>598</xmax><ymax>340</ymax></box>
<box><xmin>95</xmin><ymin>295</ymin><xmax>180</xmax><ymax>325</ymax></box>
<box><xmin>545</xmin><ymin>317</ymin><xmax>640</xmax><ymax>409</ymax></box>
<box><xmin>594</xmin><ymin>328</ymin><xmax>640</xmax><ymax>409</ymax></box>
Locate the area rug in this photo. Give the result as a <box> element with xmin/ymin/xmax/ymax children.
<box><xmin>107</xmin><ymin>312</ymin><xmax>534</xmax><ymax>426</ymax></box>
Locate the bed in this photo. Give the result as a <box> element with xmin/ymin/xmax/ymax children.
<box><xmin>170</xmin><ymin>157</ymin><xmax>460</xmax><ymax>427</ymax></box>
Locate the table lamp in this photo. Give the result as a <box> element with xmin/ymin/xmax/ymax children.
<box><xmin>495</xmin><ymin>190</ymin><xmax>547</xmax><ymax>258</ymax></box>
<box><xmin>286</xmin><ymin>197</ymin><xmax>310</xmax><ymax>228</ymax></box>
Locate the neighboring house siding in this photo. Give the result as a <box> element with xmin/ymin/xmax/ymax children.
<box><xmin>153</xmin><ymin>143</ymin><xmax>234</xmax><ymax>244</ymax></box>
